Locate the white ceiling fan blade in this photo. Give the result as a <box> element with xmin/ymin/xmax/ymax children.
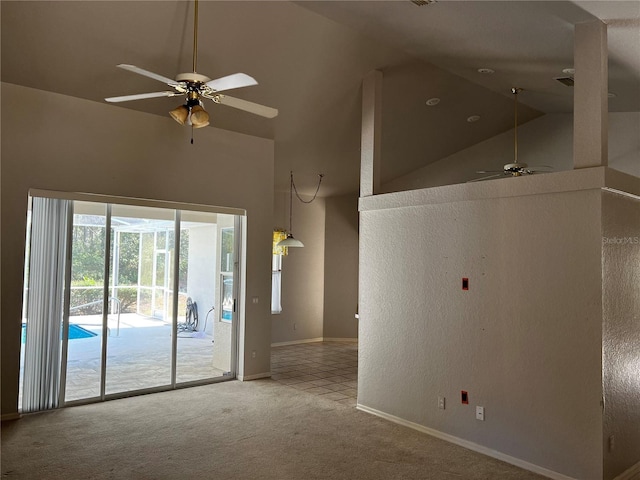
<box><xmin>117</xmin><ymin>64</ymin><xmax>179</xmax><ymax>86</ymax></box>
<box><xmin>475</xmin><ymin>170</ymin><xmax>503</xmax><ymax>174</ymax></box>
<box><xmin>206</xmin><ymin>73</ymin><xmax>258</xmax><ymax>92</ymax></box>
<box><xmin>105</xmin><ymin>91</ymin><xmax>180</xmax><ymax>103</ymax></box>
<box><xmin>217</xmin><ymin>95</ymin><xmax>279</xmax><ymax>118</ymax></box>
<box><xmin>467</xmin><ymin>173</ymin><xmax>503</xmax><ymax>183</ymax></box>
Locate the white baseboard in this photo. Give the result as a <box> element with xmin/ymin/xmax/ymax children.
<box><xmin>271</xmin><ymin>337</ymin><xmax>357</xmax><ymax>347</ymax></box>
<box><xmin>615</xmin><ymin>461</ymin><xmax>640</xmax><ymax>480</ymax></box>
<box><xmin>237</xmin><ymin>372</ymin><xmax>271</xmax><ymax>381</ymax></box>
<box><xmin>271</xmin><ymin>337</ymin><xmax>324</xmax><ymax>347</ymax></box>
<box><xmin>1</xmin><ymin>412</ymin><xmax>22</xmax><ymax>422</ymax></box>
<box><xmin>356</xmin><ymin>404</ymin><xmax>578</xmax><ymax>480</ymax></box>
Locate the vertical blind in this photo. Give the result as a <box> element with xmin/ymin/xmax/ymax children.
<box><xmin>21</xmin><ymin>197</ymin><xmax>71</xmax><ymax>413</ymax></box>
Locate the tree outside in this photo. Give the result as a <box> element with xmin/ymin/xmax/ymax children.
<box><xmin>70</xmin><ymin>222</ymin><xmax>189</xmax><ymax>317</ymax></box>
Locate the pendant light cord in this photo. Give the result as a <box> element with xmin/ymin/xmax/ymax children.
<box><xmin>288</xmin><ymin>172</ymin><xmax>294</xmax><ymax>233</ymax></box>
<box><xmin>292</xmin><ymin>172</ymin><xmax>324</xmax><ymax>204</ymax></box>
<box><xmin>287</xmin><ymin>171</ymin><xmax>324</xmax><ymax>233</ymax></box>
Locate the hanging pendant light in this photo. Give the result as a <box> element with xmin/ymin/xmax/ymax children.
<box><xmin>277</xmin><ymin>171</ymin><xmax>304</xmax><ymax>248</ymax></box>
<box><xmin>278</xmin><ymin>233</ymin><xmax>304</xmax><ymax>248</ymax></box>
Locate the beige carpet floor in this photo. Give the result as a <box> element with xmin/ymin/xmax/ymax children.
<box><xmin>1</xmin><ymin>379</ymin><xmax>547</xmax><ymax>480</ymax></box>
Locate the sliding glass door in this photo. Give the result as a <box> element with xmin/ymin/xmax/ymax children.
<box><xmin>64</xmin><ymin>201</ymin><xmax>108</xmax><ymax>402</ymax></box>
<box><xmin>175</xmin><ymin>211</ymin><xmax>237</xmax><ymax>383</ymax></box>
<box><xmin>21</xmin><ymin>193</ymin><xmax>242</xmax><ymax>411</ymax></box>
<box><xmin>104</xmin><ymin>204</ymin><xmax>176</xmax><ymax>395</ymax></box>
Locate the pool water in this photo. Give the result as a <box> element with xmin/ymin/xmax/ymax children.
<box><xmin>21</xmin><ymin>324</ymin><xmax>98</xmax><ymax>343</ymax></box>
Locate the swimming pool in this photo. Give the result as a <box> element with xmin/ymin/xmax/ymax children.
<box><xmin>21</xmin><ymin>324</ymin><xmax>98</xmax><ymax>343</ymax></box>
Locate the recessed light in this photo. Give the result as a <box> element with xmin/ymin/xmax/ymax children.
<box><xmin>608</xmin><ymin>92</ymin><xmax>616</xmax><ymax>98</ymax></box>
<box><xmin>477</xmin><ymin>68</ymin><xmax>495</xmax><ymax>74</ymax></box>
<box><xmin>562</xmin><ymin>68</ymin><xmax>575</xmax><ymax>75</ymax></box>
<box><xmin>426</xmin><ymin>98</ymin><xmax>440</xmax><ymax>106</ymax></box>
<box><xmin>467</xmin><ymin>115</ymin><xmax>481</xmax><ymax>123</ymax></box>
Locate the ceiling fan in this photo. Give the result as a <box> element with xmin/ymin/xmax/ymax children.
<box><xmin>105</xmin><ymin>0</ymin><xmax>278</xmax><ymax>130</ymax></box>
<box><xmin>468</xmin><ymin>88</ymin><xmax>552</xmax><ymax>182</ymax></box>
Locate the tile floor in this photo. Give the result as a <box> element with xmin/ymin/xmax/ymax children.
<box><xmin>270</xmin><ymin>341</ymin><xmax>358</xmax><ymax>406</ymax></box>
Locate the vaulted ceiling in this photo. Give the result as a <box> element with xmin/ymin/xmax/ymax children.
<box><xmin>2</xmin><ymin>1</ymin><xmax>638</xmax><ymax>196</ymax></box>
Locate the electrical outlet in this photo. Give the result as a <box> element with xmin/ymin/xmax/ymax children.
<box><xmin>476</xmin><ymin>406</ymin><xmax>485</xmax><ymax>421</ymax></box>
<box><xmin>293</xmin><ymin>323</ymin><xmax>297</xmax><ymax>331</ymax></box>
<box><xmin>438</xmin><ymin>396</ymin><xmax>446</xmax><ymax>410</ymax></box>
<box><xmin>251</xmin><ymin>350</ymin><xmax>256</xmax><ymax>359</ymax></box>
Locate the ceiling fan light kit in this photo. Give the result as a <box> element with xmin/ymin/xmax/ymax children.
<box><xmin>189</xmin><ymin>105</ymin><xmax>210</xmax><ymax>128</ymax></box>
<box><xmin>104</xmin><ymin>0</ymin><xmax>277</xmax><ymax>136</ymax></box>
<box><xmin>169</xmin><ymin>105</ymin><xmax>189</xmax><ymax>125</ymax></box>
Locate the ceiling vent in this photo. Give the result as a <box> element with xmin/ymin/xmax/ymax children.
<box><xmin>410</xmin><ymin>0</ymin><xmax>437</xmax><ymax>5</ymax></box>
<box><xmin>555</xmin><ymin>76</ymin><xmax>575</xmax><ymax>87</ymax></box>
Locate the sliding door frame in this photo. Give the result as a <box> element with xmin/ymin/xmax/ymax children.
<box><xmin>57</xmin><ymin>202</ymin><xmax>75</xmax><ymax>406</ymax></box>
<box><xmin>26</xmin><ymin>189</ymin><xmax>246</xmax><ymax>409</ymax></box>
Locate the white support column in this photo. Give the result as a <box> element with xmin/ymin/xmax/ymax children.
<box><xmin>573</xmin><ymin>20</ymin><xmax>608</xmax><ymax>169</ymax></box>
<box><xmin>361</xmin><ymin>70</ymin><xmax>383</xmax><ymax>197</ymax></box>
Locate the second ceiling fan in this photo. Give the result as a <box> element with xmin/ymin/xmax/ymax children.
<box><xmin>105</xmin><ymin>0</ymin><xmax>278</xmax><ymax>129</ymax></box>
<box><xmin>469</xmin><ymin>88</ymin><xmax>551</xmax><ymax>182</ymax></box>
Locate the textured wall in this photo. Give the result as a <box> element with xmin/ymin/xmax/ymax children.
<box><xmin>359</xmin><ymin>184</ymin><xmax>604</xmax><ymax>479</ymax></box>
<box><xmin>323</xmin><ymin>194</ymin><xmax>359</xmax><ymax>340</ymax></box>
<box><xmin>1</xmin><ymin>83</ymin><xmax>274</xmax><ymax>416</ymax></box>
<box><xmin>602</xmin><ymin>191</ymin><xmax>640</xmax><ymax>480</ymax></box>
<box><xmin>271</xmin><ymin>190</ymin><xmax>326</xmax><ymax>344</ymax></box>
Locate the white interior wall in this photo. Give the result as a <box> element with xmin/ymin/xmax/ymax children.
<box><xmin>382</xmin><ymin>112</ymin><xmax>640</xmax><ymax>192</ymax></box>
<box><xmin>323</xmin><ymin>193</ymin><xmax>359</xmax><ymax>340</ymax></box>
<box><xmin>602</xmin><ymin>191</ymin><xmax>640</xmax><ymax>480</ymax></box>
<box><xmin>358</xmin><ymin>181</ymin><xmax>605</xmax><ymax>479</ymax></box>
<box><xmin>1</xmin><ymin>83</ymin><xmax>274</xmax><ymax>416</ymax></box>
<box><xmin>271</xmin><ymin>190</ymin><xmax>326</xmax><ymax>344</ymax></box>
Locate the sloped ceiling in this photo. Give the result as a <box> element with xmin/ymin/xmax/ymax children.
<box><xmin>300</xmin><ymin>0</ymin><xmax>640</xmax><ymax>114</ymax></box>
<box><xmin>2</xmin><ymin>1</ymin><xmax>638</xmax><ymax>196</ymax></box>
